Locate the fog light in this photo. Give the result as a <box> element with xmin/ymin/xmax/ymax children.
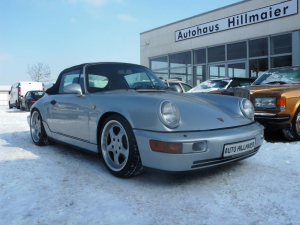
<box><xmin>192</xmin><ymin>141</ymin><xmax>207</xmax><ymax>152</ymax></box>
<box><xmin>149</xmin><ymin>140</ymin><xmax>183</xmax><ymax>154</ymax></box>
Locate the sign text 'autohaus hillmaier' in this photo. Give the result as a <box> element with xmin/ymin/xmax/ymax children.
<box><xmin>175</xmin><ymin>0</ymin><xmax>298</xmax><ymax>42</ymax></box>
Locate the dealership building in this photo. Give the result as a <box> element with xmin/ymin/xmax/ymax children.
<box><xmin>140</xmin><ymin>0</ymin><xmax>300</xmax><ymax>86</ymax></box>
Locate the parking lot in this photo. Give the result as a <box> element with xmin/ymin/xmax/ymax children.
<box><xmin>0</xmin><ymin>106</ymin><xmax>299</xmax><ymax>224</ymax></box>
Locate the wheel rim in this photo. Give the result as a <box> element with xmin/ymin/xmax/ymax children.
<box><xmin>31</xmin><ymin>111</ymin><xmax>42</xmax><ymax>142</ymax></box>
<box><xmin>101</xmin><ymin>120</ymin><xmax>129</xmax><ymax>171</ymax></box>
<box><xmin>296</xmin><ymin>111</ymin><xmax>300</xmax><ymax>135</ymax></box>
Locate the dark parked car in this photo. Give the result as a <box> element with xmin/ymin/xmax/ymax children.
<box><xmin>21</xmin><ymin>91</ymin><xmax>45</xmax><ymax>111</ymax></box>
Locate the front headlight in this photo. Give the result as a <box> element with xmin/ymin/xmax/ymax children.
<box><xmin>158</xmin><ymin>101</ymin><xmax>180</xmax><ymax>128</ymax></box>
<box><xmin>254</xmin><ymin>97</ymin><xmax>286</xmax><ymax>110</ymax></box>
<box><xmin>254</xmin><ymin>97</ymin><xmax>276</xmax><ymax>108</ymax></box>
<box><xmin>240</xmin><ymin>98</ymin><xmax>254</xmax><ymax>120</ymax></box>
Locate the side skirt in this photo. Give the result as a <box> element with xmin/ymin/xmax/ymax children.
<box><xmin>42</xmin><ymin>121</ymin><xmax>98</xmax><ymax>153</ymax></box>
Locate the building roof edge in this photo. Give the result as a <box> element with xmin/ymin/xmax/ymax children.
<box><xmin>140</xmin><ymin>0</ymin><xmax>251</xmax><ymax>35</ymax></box>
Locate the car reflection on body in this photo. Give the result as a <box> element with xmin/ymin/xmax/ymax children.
<box><xmin>28</xmin><ymin>62</ymin><xmax>264</xmax><ymax>178</ymax></box>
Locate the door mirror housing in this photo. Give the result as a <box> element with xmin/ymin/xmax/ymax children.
<box><xmin>63</xmin><ymin>83</ymin><xmax>82</xmax><ymax>96</ymax></box>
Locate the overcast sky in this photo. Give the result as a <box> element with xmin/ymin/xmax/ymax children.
<box><xmin>0</xmin><ymin>0</ymin><xmax>240</xmax><ymax>85</ymax></box>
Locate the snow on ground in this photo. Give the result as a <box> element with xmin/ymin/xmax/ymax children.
<box><xmin>0</xmin><ymin>106</ymin><xmax>299</xmax><ymax>225</ymax></box>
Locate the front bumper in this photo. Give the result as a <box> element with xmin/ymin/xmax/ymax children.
<box><xmin>254</xmin><ymin>113</ymin><xmax>291</xmax><ymax>131</ymax></box>
<box><xmin>133</xmin><ymin>122</ymin><xmax>264</xmax><ymax>172</ymax></box>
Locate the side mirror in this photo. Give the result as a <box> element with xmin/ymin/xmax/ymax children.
<box><xmin>171</xmin><ymin>85</ymin><xmax>183</xmax><ymax>93</ymax></box>
<box><xmin>8</xmin><ymin>91</ymin><xmax>11</xmax><ymax>95</ymax></box>
<box><xmin>63</xmin><ymin>83</ymin><xmax>82</xmax><ymax>96</ymax></box>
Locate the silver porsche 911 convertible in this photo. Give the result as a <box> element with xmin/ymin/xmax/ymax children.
<box><xmin>28</xmin><ymin>62</ymin><xmax>264</xmax><ymax>177</ymax></box>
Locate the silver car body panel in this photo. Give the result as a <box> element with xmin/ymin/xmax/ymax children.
<box><xmin>29</xmin><ymin>63</ymin><xmax>264</xmax><ymax>172</ymax></box>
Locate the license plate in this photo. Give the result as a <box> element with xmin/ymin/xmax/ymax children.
<box><xmin>223</xmin><ymin>139</ymin><xmax>255</xmax><ymax>157</ymax></box>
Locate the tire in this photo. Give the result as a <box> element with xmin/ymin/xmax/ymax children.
<box><xmin>282</xmin><ymin>108</ymin><xmax>300</xmax><ymax>141</ymax></box>
<box><xmin>30</xmin><ymin>110</ymin><xmax>51</xmax><ymax>146</ymax></box>
<box><xmin>25</xmin><ymin>103</ymin><xmax>30</xmax><ymax>112</ymax></box>
<box><xmin>100</xmin><ymin>114</ymin><xmax>144</xmax><ymax>178</ymax></box>
<box><xmin>8</xmin><ymin>101</ymin><xmax>12</xmax><ymax>109</ymax></box>
<box><xmin>16</xmin><ymin>100</ymin><xmax>20</xmax><ymax>109</ymax></box>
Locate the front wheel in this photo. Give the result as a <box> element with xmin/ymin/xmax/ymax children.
<box><xmin>30</xmin><ymin>110</ymin><xmax>51</xmax><ymax>146</ymax></box>
<box><xmin>282</xmin><ymin>108</ymin><xmax>300</xmax><ymax>141</ymax></box>
<box><xmin>100</xmin><ymin>115</ymin><xmax>144</xmax><ymax>178</ymax></box>
<box><xmin>8</xmin><ymin>101</ymin><xmax>12</xmax><ymax>109</ymax></box>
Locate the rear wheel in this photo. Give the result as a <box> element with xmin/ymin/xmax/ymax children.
<box><xmin>16</xmin><ymin>100</ymin><xmax>20</xmax><ymax>109</ymax></box>
<box><xmin>282</xmin><ymin>108</ymin><xmax>300</xmax><ymax>141</ymax></box>
<box><xmin>30</xmin><ymin>110</ymin><xmax>51</xmax><ymax>146</ymax></box>
<box><xmin>100</xmin><ymin>115</ymin><xmax>144</xmax><ymax>178</ymax></box>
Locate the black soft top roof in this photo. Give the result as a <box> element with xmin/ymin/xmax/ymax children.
<box><xmin>46</xmin><ymin>62</ymin><xmax>146</xmax><ymax>95</ymax></box>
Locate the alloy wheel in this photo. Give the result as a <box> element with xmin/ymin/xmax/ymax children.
<box><xmin>101</xmin><ymin>120</ymin><xmax>129</xmax><ymax>171</ymax></box>
<box><xmin>31</xmin><ymin>111</ymin><xmax>42</xmax><ymax>142</ymax></box>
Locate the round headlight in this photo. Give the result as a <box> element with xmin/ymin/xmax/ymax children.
<box><xmin>159</xmin><ymin>101</ymin><xmax>180</xmax><ymax>128</ymax></box>
<box><xmin>240</xmin><ymin>98</ymin><xmax>254</xmax><ymax>120</ymax></box>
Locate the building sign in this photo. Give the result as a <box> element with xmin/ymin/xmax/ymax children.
<box><xmin>175</xmin><ymin>0</ymin><xmax>298</xmax><ymax>42</ymax></box>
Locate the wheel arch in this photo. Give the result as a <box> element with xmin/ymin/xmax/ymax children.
<box><xmin>96</xmin><ymin>111</ymin><xmax>132</xmax><ymax>146</ymax></box>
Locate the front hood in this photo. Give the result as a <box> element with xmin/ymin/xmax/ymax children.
<box><xmin>92</xmin><ymin>90</ymin><xmax>251</xmax><ymax>132</ymax></box>
<box><xmin>246</xmin><ymin>85</ymin><xmax>300</xmax><ymax>95</ymax></box>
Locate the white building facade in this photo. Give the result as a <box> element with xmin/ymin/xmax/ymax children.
<box><xmin>140</xmin><ymin>0</ymin><xmax>300</xmax><ymax>86</ymax></box>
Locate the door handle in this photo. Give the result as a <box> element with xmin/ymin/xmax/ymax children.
<box><xmin>51</xmin><ymin>100</ymin><xmax>56</xmax><ymax>105</ymax></box>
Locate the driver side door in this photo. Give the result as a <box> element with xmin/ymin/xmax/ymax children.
<box><xmin>50</xmin><ymin>69</ymin><xmax>90</xmax><ymax>141</ymax></box>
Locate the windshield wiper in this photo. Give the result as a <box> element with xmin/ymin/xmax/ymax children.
<box><xmin>134</xmin><ymin>85</ymin><xmax>156</xmax><ymax>90</ymax></box>
<box><xmin>265</xmin><ymin>81</ymin><xmax>288</xmax><ymax>85</ymax></box>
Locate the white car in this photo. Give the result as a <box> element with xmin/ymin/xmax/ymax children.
<box><xmin>9</xmin><ymin>81</ymin><xmax>44</xmax><ymax>109</ymax></box>
<box><xmin>188</xmin><ymin>78</ymin><xmax>254</xmax><ymax>93</ymax></box>
<box><xmin>161</xmin><ymin>79</ymin><xmax>192</xmax><ymax>93</ymax></box>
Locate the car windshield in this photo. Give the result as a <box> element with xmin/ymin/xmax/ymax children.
<box><xmin>86</xmin><ymin>64</ymin><xmax>167</xmax><ymax>92</ymax></box>
<box><xmin>195</xmin><ymin>80</ymin><xmax>229</xmax><ymax>90</ymax></box>
<box><xmin>252</xmin><ymin>67</ymin><xmax>300</xmax><ymax>85</ymax></box>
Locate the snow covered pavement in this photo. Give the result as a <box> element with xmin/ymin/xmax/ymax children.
<box><xmin>0</xmin><ymin>106</ymin><xmax>299</xmax><ymax>224</ymax></box>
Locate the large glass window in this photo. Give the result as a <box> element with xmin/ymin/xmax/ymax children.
<box><xmin>249</xmin><ymin>38</ymin><xmax>268</xmax><ymax>57</ymax></box>
<box><xmin>249</xmin><ymin>58</ymin><xmax>268</xmax><ymax>78</ymax></box>
<box><xmin>170</xmin><ymin>51</ymin><xmax>191</xmax><ymax>68</ymax></box>
<box><xmin>271</xmin><ymin>34</ymin><xmax>292</xmax><ymax>55</ymax></box>
<box><xmin>208</xmin><ymin>45</ymin><xmax>225</xmax><ymax>63</ymax></box>
<box><xmin>194</xmin><ymin>65</ymin><xmax>206</xmax><ymax>85</ymax></box>
<box><xmin>153</xmin><ymin>70</ymin><xmax>168</xmax><ymax>80</ymax></box>
<box><xmin>228</xmin><ymin>63</ymin><xmax>246</xmax><ymax>78</ymax></box>
<box><xmin>209</xmin><ymin>65</ymin><xmax>225</xmax><ymax>78</ymax></box>
<box><xmin>227</xmin><ymin>42</ymin><xmax>247</xmax><ymax>60</ymax></box>
<box><xmin>194</xmin><ymin>49</ymin><xmax>206</xmax><ymax>64</ymax></box>
<box><xmin>170</xmin><ymin>67</ymin><xmax>192</xmax><ymax>86</ymax></box>
<box><xmin>150</xmin><ymin>56</ymin><xmax>168</xmax><ymax>70</ymax></box>
<box><xmin>271</xmin><ymin>55</ymin><xmax>292</xmax><ymax>68</ymax></box>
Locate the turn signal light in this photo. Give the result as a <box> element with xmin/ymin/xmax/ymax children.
<box><xmin>30</xmin><ymin>100</ymin><xmax>37</xmax><ymax>103</ymax></box>
<box><xmin>276</xmin><ymin>97</ymin><xmax>285</xmax><ymax>106</ymax></box>
<box><xmin>149</xmin><ymin>140</ymin><xmax>183</xmax><ymax>154</ymax></box>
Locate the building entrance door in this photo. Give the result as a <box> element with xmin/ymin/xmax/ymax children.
<box><xmin>208</xmin><ymin>64</ymin><xmax>226</xmax><ymax>79</ymax></box>
<box><xmin>208</xmin><ymin>61</ymin><xmax>247</xmax><ymax>79</ymax></box>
